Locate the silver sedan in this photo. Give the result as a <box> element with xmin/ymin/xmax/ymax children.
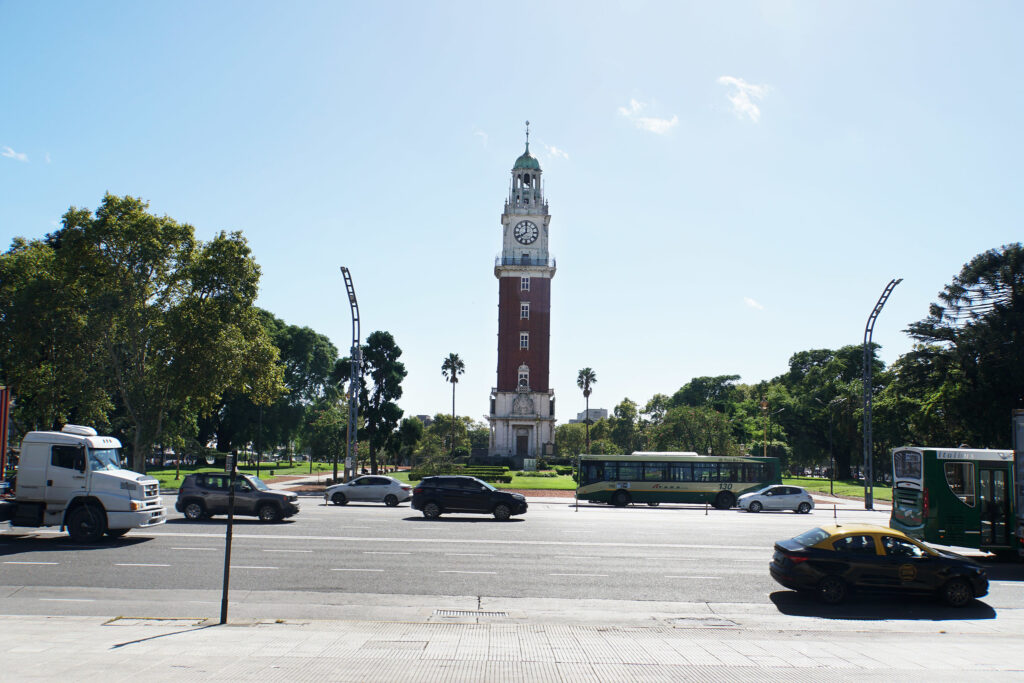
<box><xmin>737</xmin><ymin>485</ymin><xmax>815</xmax><ymax>513</ymax></box>
<box><xmin>325</xmin><ymin>475</ymin><xmax>412</xmax><ymax>507</ymax></box>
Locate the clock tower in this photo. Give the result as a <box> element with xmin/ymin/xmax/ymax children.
<box><xmin>488</xmin><ymin>124</ymin><xmax>556</xmax><ymax>463</ymax></box>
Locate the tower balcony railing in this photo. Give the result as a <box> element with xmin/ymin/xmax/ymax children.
<box><xmin>494</xmin><ymin>256</ymin><xmax>556</xmax><ymax>268</ymax></box>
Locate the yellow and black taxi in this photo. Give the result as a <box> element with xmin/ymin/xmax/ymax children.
<box><xmin>770</xmin><ymin>523</ymin><xmax>988</xmax><ymax>607</ymax></box>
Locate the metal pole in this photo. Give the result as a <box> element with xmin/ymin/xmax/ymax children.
<box><xmin>862</xmin><ymin>278</ymin><xmax>901</xmax><ymax>510</ymax></box>
<box><xmin>828</xmin><ymin>409</ymin><xmax>834</xmax><ymax>496</ymax></box>
<box><xmin>256</xmin><ymin>406</ymin><xmax>262</xmax><ymax>479</ymax></box>
<box><xmin>341</xmin><ymin>267</ymin><xmax>361</xmax><ymax>484</ymax></box>
<box><xmin>220</xmin><ymin>451</ymin><xmax>238</xmax><ymax>624</ymax></box>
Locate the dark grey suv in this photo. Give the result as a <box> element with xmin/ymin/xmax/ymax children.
<box><xmin>175</xmin><ymin>473</ymin><xmax>300</xmax><ymax>522</ymax></box>
<box><xmin>411</xmin><ymin>475</ymin><xmax>527</xmax><ymax>520</ymax></box>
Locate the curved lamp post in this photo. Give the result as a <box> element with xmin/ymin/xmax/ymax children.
<box><xmin>862</xmin><ymin>278</ymin><xmax>901</xmax><ymax>510</ymax></box>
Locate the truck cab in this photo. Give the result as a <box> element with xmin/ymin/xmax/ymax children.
<box><xmin>1</xmin><ymin>425</ymin><xmax>166</xmax><ymax>541</ymax></box>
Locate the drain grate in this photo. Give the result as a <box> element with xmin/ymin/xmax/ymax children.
<box><xmin>433</xmin><ymin>610</ymin><xmax>508</xmax><ymax>618</ymax></box>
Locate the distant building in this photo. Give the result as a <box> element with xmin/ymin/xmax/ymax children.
<box><xmin>415</xmin><ymin>415</ymin><xmax>434</xmax><ymax>427</ymax></box>
<box><xmin>568</xmin><ymin>408</ymin><xmax>607</xmax><ymax>424</ymax></box>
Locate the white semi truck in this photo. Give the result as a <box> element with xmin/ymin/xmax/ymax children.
<box><xmin>0</xmin><ymin>425</ymin><xmax>166</xmax><ymax>542</ymax></box>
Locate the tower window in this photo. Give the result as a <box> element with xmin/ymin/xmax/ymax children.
<box><xmin>520</xmin><ymin>302</ymin><xmax>530</xmax><ymax>319</ymax></box>
<box><xmin>521</xmin><ymin>277</ymin><xmax>530</xmax><ymax>291</ymax></box>
<box><xmin>520</xmin><ymin>332</ymin><xmax>529</xmax><ymax>350</ymax></box>
<box><xmin>518</xmin><ymin>365</ymin><xmax>530</xmax><ymax>389</ymax></box>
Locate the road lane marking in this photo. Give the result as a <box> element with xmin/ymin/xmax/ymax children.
<box><xmin>4</xmin><ymin>561</ymin><xmax>58</xmax><ymax>565</ymax></box>
<box><xmin>439</xmin><ymin>571</ymin><xmax>497</xmax><ymax>575</ymax></box>
<box><xmin>446</xmin><ymin>553</ymin><xmax>490</xmax><ymax>557</ymax></box>
<box><xmin>263</xmin><ymin>549</ymin><xmax>313</xmax><ymax>553</ymax></box>
<box><xmin>231</xmin><ymin>566</ymin><xmax>278</xmax><ymax>570</ymax></box>
<box><xmin>139</xmin><ymin>530</ymin><xmax>770</xmax><ymax>551</ymax></box>
<box><xmin>331</xmin><ymin>568</ymin><xmax>384</xmax><ymax>572</ymax></box>
<box><xmin>549</xmin><ymin>573</ymin><xmax>607</xmax><ymax>577</ymax></box>
<box><xmin>39</xmin><ymin>598</ymin><xmax>95</xmax><ymax>602</ymax></box>
<box><xmin>363</xmin><ymin>551</ymin><xmax>410</xmax><ymax>555</ymax></box>
<box><xmin>665</xmin><ymin>575</ymin><xmax>721</xmax><ymax>580</ymax></box>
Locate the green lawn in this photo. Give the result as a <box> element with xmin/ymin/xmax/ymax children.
<box><xmin>784</xmin><ymin>476</ymin><xmax>892</xmax><ymax>502</ymax></box>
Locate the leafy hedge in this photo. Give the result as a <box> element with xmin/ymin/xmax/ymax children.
<box><xmin>407</xmin><ymin>465</ymin><xmax>512</xmax><ymax>483</ymax></box>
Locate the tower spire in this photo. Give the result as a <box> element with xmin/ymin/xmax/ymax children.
<box><xmin>525</xmin><ymin>120</ymin><xmax>530</xmax><ymax>152</ymax></box>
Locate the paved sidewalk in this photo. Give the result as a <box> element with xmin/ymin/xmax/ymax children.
<box><xmin>3</xmin><ymin>601</ymin><xmax>1023</xmax><ymax>682</ymax></box>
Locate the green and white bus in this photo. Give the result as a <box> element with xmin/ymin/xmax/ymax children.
<box><xmin>890</xmin><ymin>446</ymin><xmax>1019</xmax><ymax>555</ymax></box>
<box><xmin>576</xmin><ymin>452</ymin><xmax>782</xmax><ymax>509</ymax></box>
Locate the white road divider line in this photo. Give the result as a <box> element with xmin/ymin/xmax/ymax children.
<box><xmin>4</xmin><ymin>561</ymin><xmax>58</xmax><ymax>565</ymax></box>
<box><xmin>231</xmin><ymin>566</ymin><xmax>278</xmax><ymax>570</ymax></box>
<box><xmin>665</xmin><ymin>575</ymin><xmax>721</xmax><ymax>579</ymax></box>
<box><xmin>331</xmin><ymin>568</ymin><xmax>384</xmax><ymax>572</ymax></box>
<box><xmin>363</xmin><ymin>551</ymin><xmax>411</xmax><ymax>555</ymax></box>
<box><xmin>39</xmin><ymin>598</ymin><xmax>95</xmax><ymax>602</ymax></box>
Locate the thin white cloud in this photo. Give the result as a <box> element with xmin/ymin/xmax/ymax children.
<box><xmin>744</xmin><ymin>297</ymin><xmax>764</xmax><ymax>310</ymax></box>
<box><xmin>473</xmin><ymin>129</ymin><xmax>488</xmax><ymax>147</ymax></box>
<box><xmin>544</xmin><ymin>144</ymin><xmax>569</xmax><ymax>160</ymax></box>
<box><xmin>45</xmin><ymin>152</ymin><xmax>51</xmax><ymax>164</ymax></box>
<box><xmin>2</xmin><ymin>146</ymin><xmax>28</xmax><ymax>162</ymax></box>
<box><xmin>717</xmin><ymin>76</ymin><xmax>770</xmax><ymax>123</ymax></box>
<box><xmin>618</xmin><ymin>99</ymin><xmax>678</xmax><ymax>135</ymax></box>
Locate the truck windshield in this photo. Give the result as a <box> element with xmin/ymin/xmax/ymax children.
<box><xmin>88</xmin><ymin>448</ymin><xmax>122</xmax><ymax>471</ymax></box>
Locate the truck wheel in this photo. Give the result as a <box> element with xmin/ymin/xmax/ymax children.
<box><xmin>258</xmin><ymin>504</ymin><xmax>282</xmax><ymax>523</ymax></box>
<box><xmin>106</xmin><ymin>529</ymin><xmax>130</xmax><ymax>538</ymax></box>
<box><xmin>68</xmin><ymin>505</ymin><xmax>106</xmax><ymax>543</ymax></box>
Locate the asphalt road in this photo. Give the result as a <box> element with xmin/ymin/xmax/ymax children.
<box><xmin>2</xmin><ymin>494</ymin><xmax>1022</xmax><ymax>622</ymax></box>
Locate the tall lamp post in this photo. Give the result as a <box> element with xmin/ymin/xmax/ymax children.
<box><xmin>760</xmin><ymin>399</ymin><xmax>768</xmax><ymax>457</ymax></box>
<box><xmin>862</xmin><ymin>278</ymin><xmax>901</xmax><ymax>510</ymax></box>
<box><xmin>816</xmin><ymin>396</ymin><xmax>848</xmax><ymax>496</ymax></box>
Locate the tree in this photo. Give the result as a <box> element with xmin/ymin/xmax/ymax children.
<box><xmin>554</xmin><ymin>422</ymin><xmax>585</xmax><ymax>458</ymax></box>
<box><xmin>577</xmin><ymin>367</ymin><xmax>596</xmax><ymax>454</ymax></box>
<box><xmin>649</xmin><ymin>405</ymin><xmax>741</xmax><ymax>457</ymax></box>
<box><xmin>441</xmin><ymin>353</ymin><xmax>465</xmax><ymax>456</ymax></box>
<box><xmin>395</xmin><ymin>416</ymin><xmax>424</xmax><ymax>468</ymax></box>
<box><xmin>0</xmin><ymin>194</ymin><xmax>284</xmax><ymax>471</ymax></box>
<box><xmin>906</xmin><ymin>243</ymin><xmax>1024</xmax><ymax>446</ymax></box>
<box><xmin>670</xmin><ymin>375</ymin><xmax>741</xmax><ymax>414</ymax></box>
<box><xmin>609</xmin><ymin>398</ymin><xmax>641</xmax><ymax>454</ymax></box>
<box><xmin>345</xmin><ymin>331</ymin><xmax>407</xmax><ymax>475</ymax></box>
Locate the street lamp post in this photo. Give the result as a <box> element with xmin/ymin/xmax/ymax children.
<box><xmin>760</xmin><ymin>399</ymin><xmax>768</xmax><ymax>457</ymax></box>
<box><xmin>862</xmin><ymin>278</ymin><xmax>902</xmax><ymax>510</ymax></box>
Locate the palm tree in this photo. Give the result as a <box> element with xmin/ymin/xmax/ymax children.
<box><xmin>441</xmin><ymin>353</ymin><xmax>466</xmax><ymax>456</ymax></box>
<box><xmin>577</xmin><ymin>367</ymin><xmax>596</xmax><ymax>454</ymax></box>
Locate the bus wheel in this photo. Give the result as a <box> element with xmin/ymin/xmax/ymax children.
<box><xmin>713</xmin><ymin>491</ymin><xmax>735</xmax><ymax>510</ymax></box>
<box><xmin>612</xmin><ymin>491</ymin><xmax>631</xmax><ymax>507</ymax></box>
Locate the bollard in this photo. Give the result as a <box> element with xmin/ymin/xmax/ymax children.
<box><xmin>834</xmin><ymin>503</ymin><xmax>837</xmax><ymax>519</ymax></box>
<box><xmin>705</xmin><ymin>501</ymin><xmax>708</xmax><ymax>516</ymax></box>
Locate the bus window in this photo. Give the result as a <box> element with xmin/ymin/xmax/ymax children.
<box><xmin>894</xmin><ymin>450</ymin><xmax>922</xmax><ymax>479</ymax></box>
<box><xmin>618</xmin><ymin>462</ymin><xmax>642</xmax><ymax>481</ymax></box>
<box><xmin>693</xmin><ymin>462</ymin><xmax>717</xmax><ymax>482</ymax></box>
<box><xmin>721</xmin><ymin>464</ymin><xmax>739</xmax><ymax>483</ymax></box>
<box><xmin>744</xmin><ymin>463</ymin><xmax>763</xmax><ymax>481</ymax></box>
<box><xmin>643</xmin><ymin>463</ymin><xmax>665</xmax><ymax>481</ymax></box>
<box><xmin>668</xmin><ymin>463</ymin><xmax>692</xmax><ymax>482</ymax></box>
<box><xmin>944</xmin><ymin>462</ymin><xmax>975</xmax><ymax>507</ymax></box>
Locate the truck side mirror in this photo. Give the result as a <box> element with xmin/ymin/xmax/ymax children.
<box><xmin>74</xmin><ymin>447</ymin><xmax>86</xmax><ymax>473</ymax></box>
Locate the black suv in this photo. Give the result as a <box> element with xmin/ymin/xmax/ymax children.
<box><xmin>411</xmin><ymin>476</ymin><xmax>527</xmax><ymax>520</ymax></box>
<box><xmin>175</xmin><ymin>473</ymin><xmax>300</xmax><ymax>523</ymax></box>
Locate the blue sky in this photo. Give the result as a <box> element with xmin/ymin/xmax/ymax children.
<box><xmin>2</xmin><ymin>2</ymin><xmax>1022</xmax><ymax>423</ymax></box>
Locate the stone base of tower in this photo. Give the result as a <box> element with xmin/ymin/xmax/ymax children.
<box><xmin>486</xmin><ymin>387</ymin><xmax>555</xmax><ymax>467</ymax></box>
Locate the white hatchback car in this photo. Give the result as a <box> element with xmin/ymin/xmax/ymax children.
<box><xmin>325</xmin><ymin>475</ymin><xmax>412</xmax><ymax>507</ymax></box>
<box><xmin>738</xmin><ymin>485</ymin><xmax>814</xmax><ymax>513</ymax></box>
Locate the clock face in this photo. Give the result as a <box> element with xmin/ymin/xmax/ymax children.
<box><xmin>514</xmin><ymin>220</ymin><xmax>539</xmax><ymax>245</ymax></box>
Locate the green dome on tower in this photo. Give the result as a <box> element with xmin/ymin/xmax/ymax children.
<box><xmin>513</xmin><ymin>143</ymin><xmax>541</xmax><ymax>171</ymax></box>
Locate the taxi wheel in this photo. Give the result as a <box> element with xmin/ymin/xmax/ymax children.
<box><xmin>797</xmin><ymin>502</ymin><xmax>812</xmax><ymax>514</ymax></box>
<box><xmin>816</xmin><ymin>575</ymin><xmax>847</xmax><ymax>604</ymax></box>
<box><xmin>941</xmin><ymin>578</ymin><xmax>973</xmax><ymax>607</ymax></box>
<box><xmin>748</xmin><ymin>501</ymin><xmax>763</xmax><ymax>513</ymax></box>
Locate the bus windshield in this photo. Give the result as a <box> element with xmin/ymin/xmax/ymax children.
<box><xmin>893</xmin><ymin>450</ymin><xmax>922</xmax><ymax>479</ymax></box>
